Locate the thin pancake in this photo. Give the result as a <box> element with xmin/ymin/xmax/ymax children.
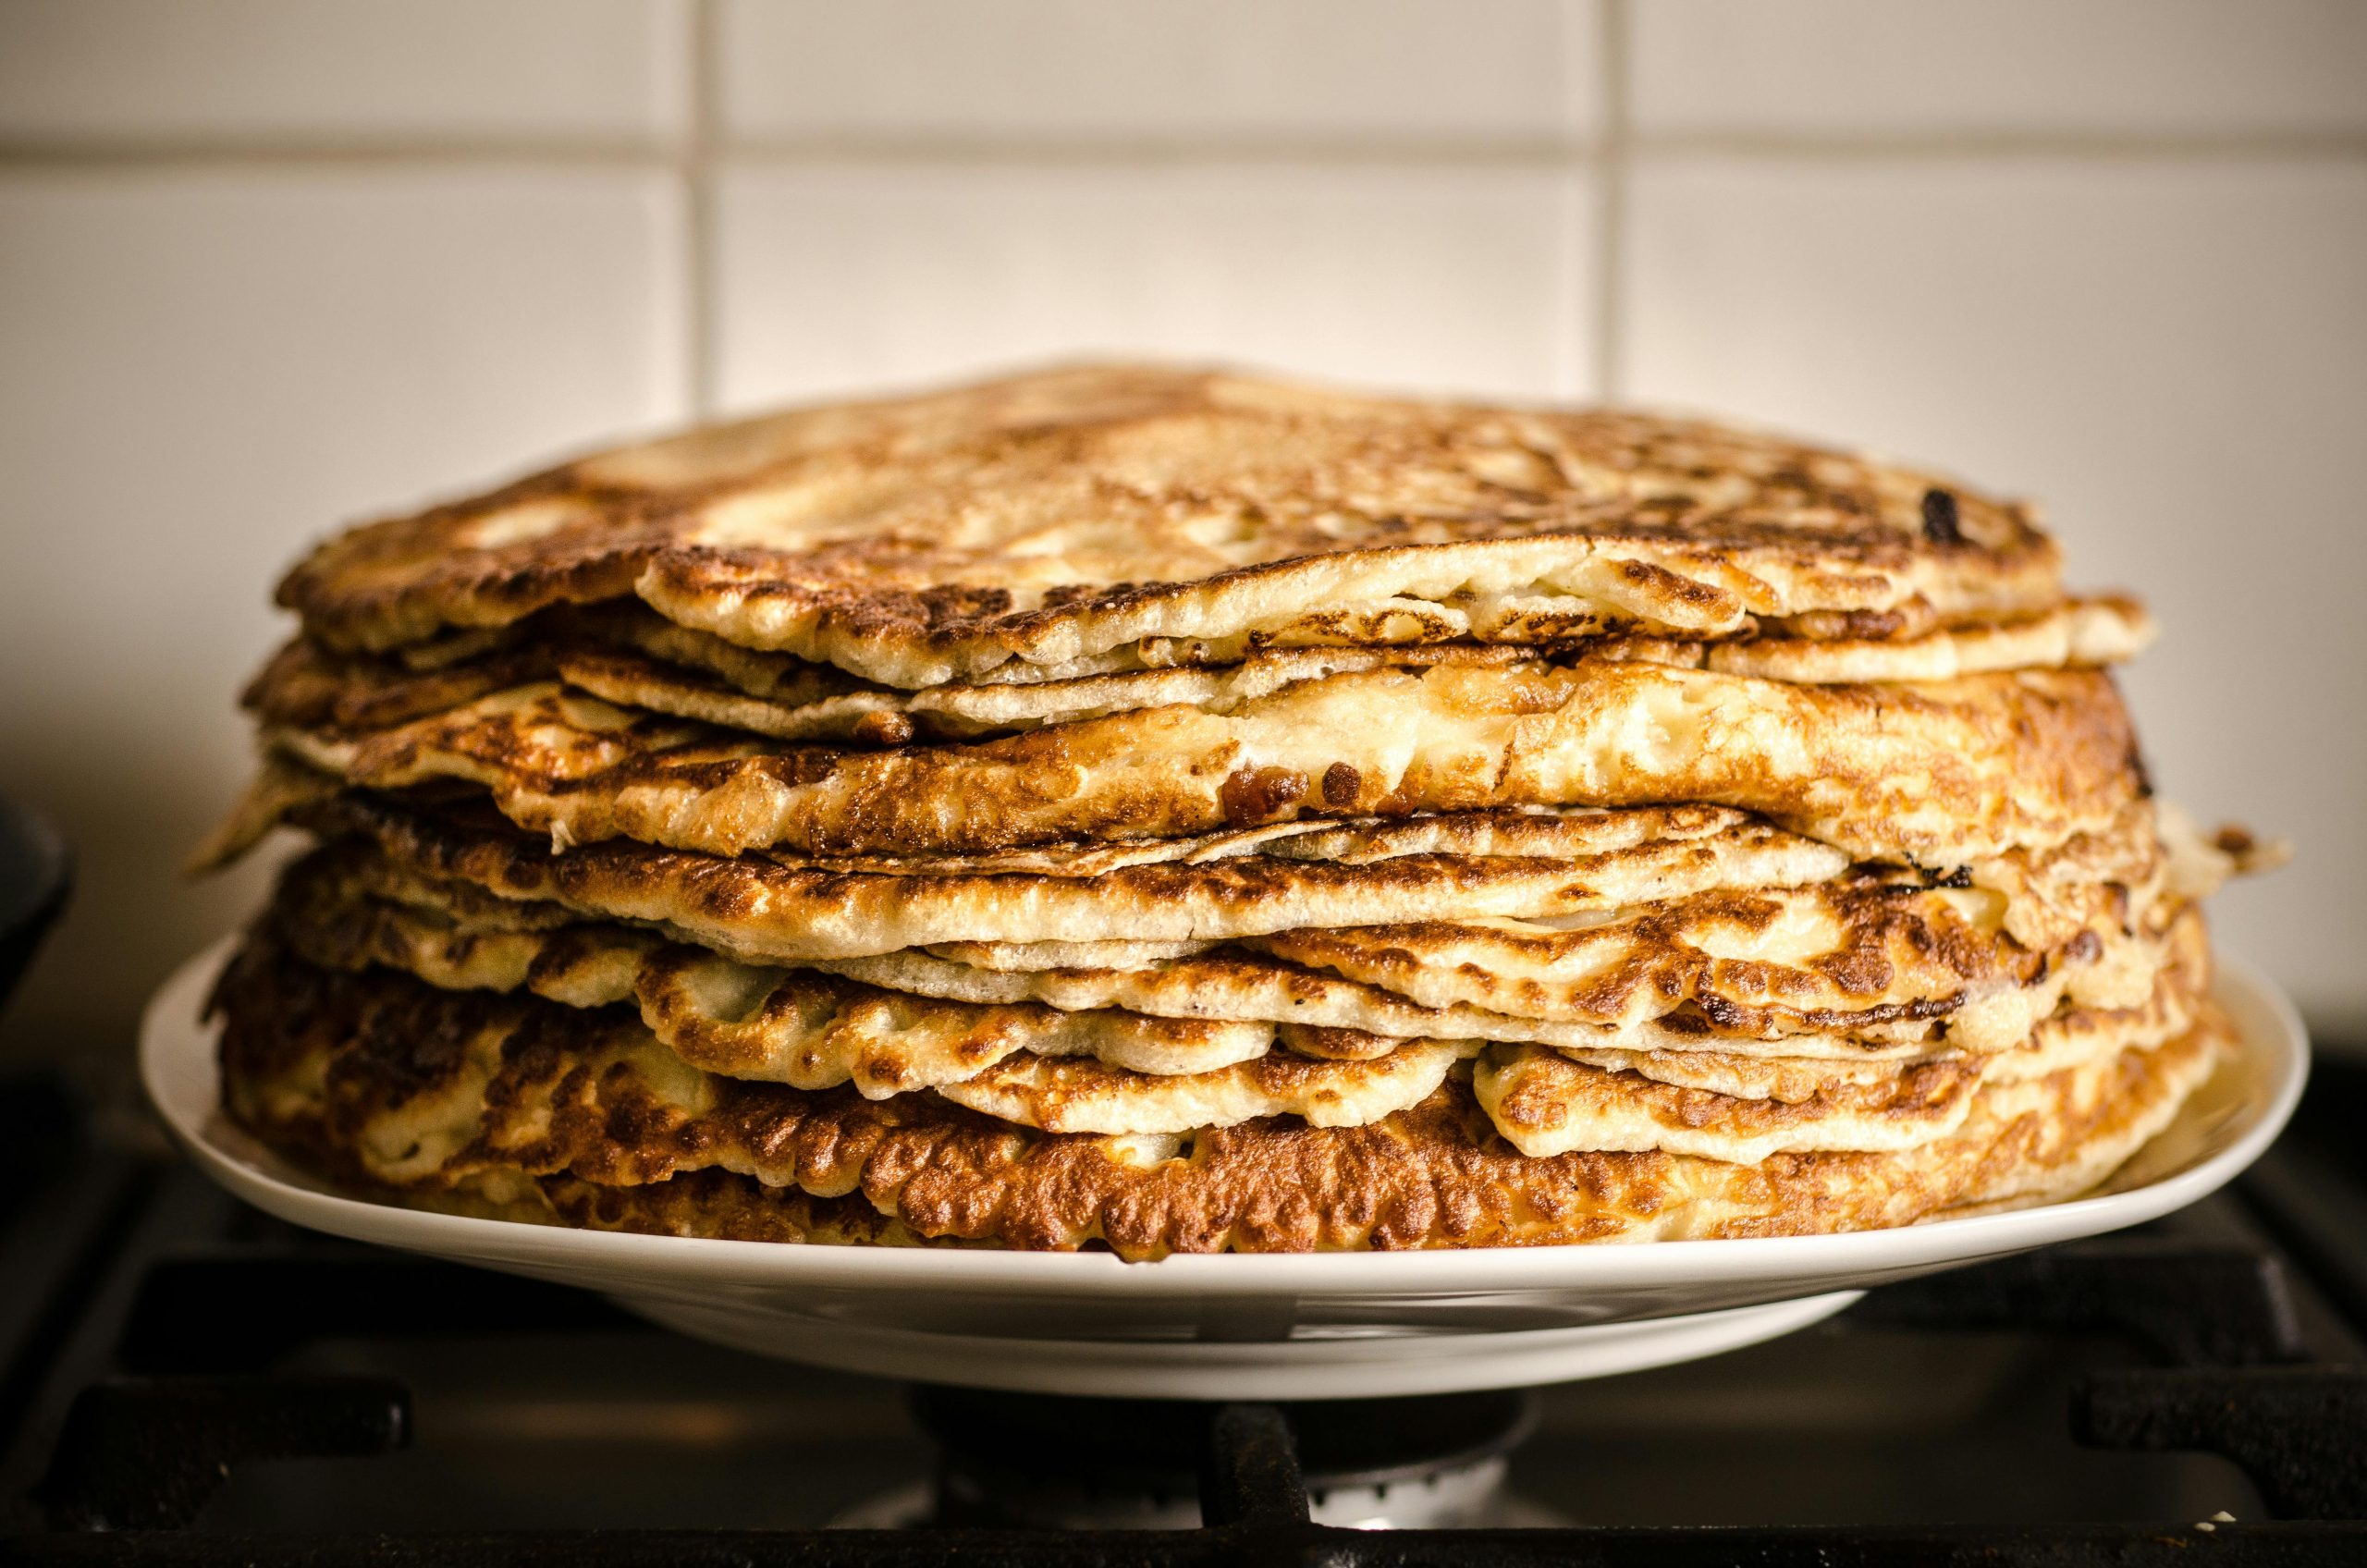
<box><xmin>274</xmin><ymin>365</ymin><xmax>2070</xmax><ymax>685</ymax></box>
<box><xmin>272</xmin><ymin>839</ymin><xmax>2060</xmax><ymax>1102</ymax></box>
<box><xmin>215</xmin><ymin>937</ymin><xmax>2227</xmax><ymax>1258</ymax></box>
<box><xmin>271</xmin><ymin>842</ymin><xmax>1418</xmax><ymax>1096</ymax></box>
<box><xmin>276</xmin><ymin>805</ymin><xmax>2162</xmax><ymax>1062</ymax></box>
<box><xmin>278</xmin><ymin>790</ymin><xmax>1858</xmax><ymax>962</ymax></box>
<box><xmin>264</xmin><ymin>660</ymin><xmax>2143</xmax><ymax>862</ymax></box>
<box><xmin>935</xmin><ymin>1040</ymin><xmax>1478</xmax><ymax>1135</ymax></box>
<box><xmin>1246</xmin><ymin>874</ymin><xmax>2158</xmax><ymax>1055</ymax></box>
<box><xmin>487</xmin><ymin>1170</ymin><xmax>943</xmax><ymax>1246</ymax></box>
<box><xmin>1547</xmin><ymin>904</ymin><xmax>2206</xmax><ymax>1100</ymax></box>
<box><xmin>246</xmin><ymin>594</ymin><xmax>2149</xmax><ymax>758</ymax></box>
<box><xmin>1474</xmin><ymin>1047</ymin><xmax>1994</xmax><ymax>1161</ymax></box>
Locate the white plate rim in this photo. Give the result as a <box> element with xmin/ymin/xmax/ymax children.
<box><xmin>142</xmin><ymin>937</ymin><xmax>2309</xmax><ymax>1300</ymax></box>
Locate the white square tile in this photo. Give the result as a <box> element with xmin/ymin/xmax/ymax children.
<box><xmin>0</xmin><ymin>0</ymin><xmax>689</xmax><ymax>144</ymax></box>
<box><xmin>0</xmin><ymin>170</ymin><xmax>687</xmax><ymax>1062</ymax></box>
<box><xmin>712</xmin><ymin>161</ymin><xmax>1594</xmax><ymax>410</ymax></box>
<box><xmin>1630</xmin><ymin>0</ymin><xmax>2367</xmax><ymax>136</ymax></box>
<box><xmin>719</xmin><ymin>0</ymin><xmax>1600</xmax><ymax>143</ymax></box>
<box><xmin>1625</xmin><ymin>155</ymin><xmax>2367</xmax><ymax>1029</ymax></box>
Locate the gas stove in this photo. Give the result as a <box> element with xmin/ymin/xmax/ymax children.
<box><xmin>0</xmin><ymin>1050</ymin><xmax>2362</xmax><ymax>1564</ymax></box>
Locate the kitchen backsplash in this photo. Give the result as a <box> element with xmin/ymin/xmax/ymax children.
<box><xmin>2</xmin><ymin>0</ymin><xmax>2361</xmax><ymax>1066</ymax></box>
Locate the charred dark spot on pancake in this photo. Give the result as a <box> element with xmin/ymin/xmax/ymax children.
<box><xmin>1320</xmin><ymin>762</ymin><xmax>1362</xmax><ymax>809</ymax></box>
<box><xmin>1613</xmin><ymin>557</ymin><xmax>1729</xmax><ymax>609</ymax></box>
<box><xmin>1920</xmin><ymin>488</ymin><xmax>1962</xmax><ymax>545</ymax></box>
<box><xmin>2065</xmin><ymin>929</ymin><xmax>2103</xmax><ymax>966</ymax></box>
<box><xmin>1218</xmin><ymin>766</ymin><xmax>1308</xmax><ymax>826</ymax></box>
<box><xmin>850</xmin><ymin>710</ymin><xmax>915</xmax><ymax>747</ymax></box>
<box><xmin>2212</xmin><ymin>825</ymin><xmax>2256</xmax><ymax>857</ymax></box>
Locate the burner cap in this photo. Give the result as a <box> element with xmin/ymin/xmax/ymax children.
<box><xmin>908</xmin><ymin>1385</ymin><xmax>1539</xmax><ymax>1530</ymax></box>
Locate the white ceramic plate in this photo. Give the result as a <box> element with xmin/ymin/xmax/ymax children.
<box><xmin>142</xmin><ymin>940</ymin><xmax>2307</xmax><ymax>1400</ymax></box>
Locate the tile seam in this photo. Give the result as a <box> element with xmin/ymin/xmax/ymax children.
<box><xmin>1592</xmin><ymin>0</ymin><xmax>1630</xmax><ymax>402</ymax></box>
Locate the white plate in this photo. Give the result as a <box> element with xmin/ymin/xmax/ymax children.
<box><xmin>142</xmin><ymin>940</ymin><xmax>2308</xmax><ymax>1401</ymax></box>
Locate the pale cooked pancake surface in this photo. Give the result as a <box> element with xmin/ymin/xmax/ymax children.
<box><xmin>214</xmin><ymin>938</ymin><xmax>2227</xmax><ymax>1258</ymax></box>
<box><xmin>269</xmin><ymin>841</ymin><xmax>1454</xmax><ymax>1109</ymax></box>
<box><xmin>274</xmin><ymin>365</ymin><xmax>2074</xmax><ymax>686</ymax></box>
<box><xmin>266</xmin><ymin>836</ymin><xmax>2200</xmax><ymax>1152</ymax></box>
<box><xmin>245</xmin><ymin>594</ymin><xmax>2152</xmax><ymax>753</ymax></box>
<box><xmin>267</xmin><ymin>831</ymin><xmax>2178</xmax><ymax>1112</ymax></box>
<box><xmin>272</xmin><ymin>815</ymin><xmax>2149</xmax><ymax>1051</ymax></box>
<box><xmin>276</xmin><ymin>790</ymin><xmax>1868</xmax><ymax>962</ymax></box>
<box><xmin>262</xmin><ymin>659</ymin><xmax>2142</xmax><ymax>862</ymax></box>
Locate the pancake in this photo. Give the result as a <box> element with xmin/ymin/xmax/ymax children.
<box><xmin>196</xmin><ymin>364</ymin><xmax>2259</xmax><ymax>1258</ymax></box>
<box><xmin>270</xmin><ymin>841</ymin><xmax>1423</xmax><ymax>1096</ymax></box>
<box><xmin>214</xmin><ymin>937</ymin><xmax>2230</xmax><ymax>1258</ymax></box>
<box><xmin>260</xmin><ymin>659</ymin><xmax>2142</xmax><ymax>862</ymax></box>
<box><xmin>580</xmin><ymin>594</ymin><xmax>2151</xmax><ymax>712</ymax></box>
<box><xmin>1549</xmin><ymin>906</ymin><xmax>2207</xmax><ymax>1100</ymax></box>
<box><xmin>935</xmin><ymin>1039</ymin><xmax>1479</xmax><ymax>1135</ymax></box>
<box><xmin>228</xmin><ymin>906</ymin><xmax>2193</xmax><ymax>1152</ymax></box>
<box><xmin>1474</xmin><ymin>1047</ymin><xmax>1993</xmax><ymax>1160</ymax></box>
<box><xmin>266</xmin><ymin>792</ymin><xmax>2164</xmax><ymax>1044</ymax></box>
<box><xmin>275</xmin><ymin>365</ymin><xmax>2072</xmax><ymax>683</ymax></box>
<box><xmin>1469</xmin><ymin>933</ymin><xmax>2199</xmax><ymax>1162</ymax></box>
<box><xmin>840</xmin><ymin>882</ymin><xmax>2166</xmax><ymax>1053</ymax></box>
<box><xmin>242</xmin><ymin>635</ymin><xmax>559</xmax><ymax>735</ymax></box>
<box><xmin>245</xmin><ymin>594</ymin><xmax>2151</xmax><ymax>752</ymax></box>
<box><xmin>276</xmin><ymin>858</ymin><xmax>1931</xmax><ymax>1077</ymax></box>
<box><xmin>273</xmin><ymin>825</ymin><xmax>2184</xmax><ymax>1115</ymax></box>
<box><xmin>256</xmin><ymin>773</ymin><xmax>1853</xmax><ymax>882</ymax></box>
<box><xmin>455</xmin><ymin>1170</ymin><xmax>944</xmax><ymax>1246</ymax></box>
<box><xmin>271</xmin><ymin>790</ymin><xmax>1865</xmax><ymax>962</ymax></box>
<box><xmin>1247</xmin><ymin>876</ymin><xmax>2160</xmax><ymax>1055</ymax></box>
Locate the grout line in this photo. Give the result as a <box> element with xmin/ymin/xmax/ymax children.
<box><xmin>0</xmin><ymin>142</ymin><xmax>678</xmax><ymax>171</ymax></box>
<box><xmin>0</xmin><ymin>139</ymin><xmax>1601</xmax><ymax>172</ymax></box>
<box><xmin>693</xmin><ymin>136</ymin><xmax>1607</xmax><ymax>166</ymax></box>
<box><xmin>681</xmin><ymin>0</ymin><xmax>721</xmax><ymax>418</ymax></box>
<box><xmin>5</xmin><ymin>130</ymin><xmax>2365</xmax><ymax>176</ymax></box>
<box><xmin>1625</xmin><ymin>129</ymin><xmax>2367</xmax><ymax>162</ymax></box>
<box><xmin>1590</xmin><ymin>0</ymin><xmax>1630</xmax><ymax>403</ymax></box>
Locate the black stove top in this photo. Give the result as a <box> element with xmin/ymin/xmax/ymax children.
<box><xmin>0</xmin><ymin>1053</ymin><xmax>2362</xmax><ymax>1565</ymax></box>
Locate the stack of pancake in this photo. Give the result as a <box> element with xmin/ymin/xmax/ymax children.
<box><xmin>197</xmin><ymin>364</ymin><xmax>2260</xmax><ymax>1257</ymax></box>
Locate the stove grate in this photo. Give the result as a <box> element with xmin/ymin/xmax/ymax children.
<box><xmin>5</xmin><ymin>1067</ymin><xmax>2367</xmax><ymax>1564</ymax></box>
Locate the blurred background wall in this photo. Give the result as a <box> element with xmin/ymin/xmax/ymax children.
<box><xmin>2</xmin><ymin>0</ymin><xmax>2362</xmax><ymax>1081</ymax></box>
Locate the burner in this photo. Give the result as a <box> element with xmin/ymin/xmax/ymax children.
<box><xmin>6</xmin><ymin>1074</ymin><xmax>2367</xmax><ymax>1560</ymax></box>
<box><xmin>848</xmin><ymin>1385</ymin><xmax>1558</xmax><ymax>1530</ymax></box>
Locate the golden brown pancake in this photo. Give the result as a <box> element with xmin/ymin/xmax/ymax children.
<box><xmin>244</xmin><ymin>594</ymin><xmax>2151</xmax><ymax>751</ymax></box>
<box><xmin>214</xmin><ymin>937</ymin><xmax>2228</xmax><ymax>1258</ymax></box>
<box><xmin>258</xmin><ymin>659</ymin><xmax>2142</xmax><ymax>862</ymax></box>
<box><xmin>274</xmin><ymin>364</ymin><xmax>2075</xmax><ymax>685</ymax></box>
<box><xmin>262</xmin><ymin>789</ymin><xmax>1870</xmax><ymax>962</ymax></box>
<box><xmin>195</xmin><ymin>364</ymin><xmax>2257</xmax><ymax>1257</ymax></box>
<box><xmin>264</xmin><ymin>831</ymin><xmax>2186</xmax><ymax>1115</ymax></box>
<box><xmin>256</xmin><ymin>784</ymin><xmax>2165</xmax><ymax>1040</ymax></box>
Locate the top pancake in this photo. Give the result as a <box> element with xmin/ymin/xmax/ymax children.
<box><xmin>276</xmin><ymin>364</ymin><xmax>2067</xmax><ymax>688</ymax></box>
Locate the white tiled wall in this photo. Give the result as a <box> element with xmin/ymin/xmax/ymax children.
<box><xmin>1629</xmin><ymin>0</ymin><xmax>2367</xmax><ymax>137</ymax></box>
<box><xmin>0</xmin><ymin>0</ymin><xmax>688</xmax><ymax>144</ymax></box>
<box><xmin>718</xmin><ymin>0</ymin><xmax>1599</xmax><ymax>143</ymax></box>
<box><xmin>1</xmin><ymin>0</ymin><xmax>2361</xmax><ymax>1073</ymax></box>
<box><xmin>713</xmin><ymin>162</ymin><xmax>1592</xmax><ymax>408</ymax></box>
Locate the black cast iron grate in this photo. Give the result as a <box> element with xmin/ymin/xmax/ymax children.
<box><xmin>3</xmin><ymin>1065</ymin><xmax>2366</xmax><ymax>1564</ymax></box>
